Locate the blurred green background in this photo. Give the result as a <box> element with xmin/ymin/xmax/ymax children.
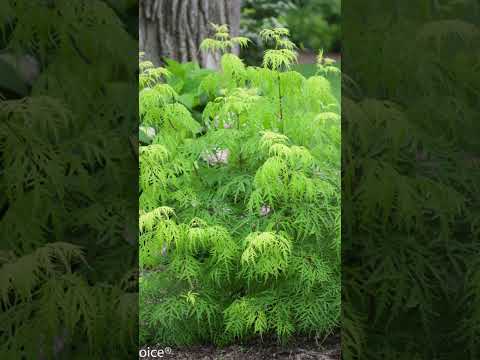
<box><xmin>240</xmin><ymin>0</ymin><xmax>341</xmax><ymax>65</ymax></box>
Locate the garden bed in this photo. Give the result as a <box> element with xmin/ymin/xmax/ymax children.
<box><xmin>141</xmin><ymin>334</ymin><xmax>340</xmax><ymax>360</ymax></box>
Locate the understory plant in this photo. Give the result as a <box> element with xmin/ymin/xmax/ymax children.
<box><xmin>139</xmin><ymin>25</ymin><xmax>340</xmax><ymax>346</ymax></box>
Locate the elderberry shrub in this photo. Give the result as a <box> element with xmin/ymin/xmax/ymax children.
<box><xmin>139</xmin><ymin>25</ymin><xmax>340</xmax><ymax>346</ymax></box>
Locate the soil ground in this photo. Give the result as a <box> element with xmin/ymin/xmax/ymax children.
<box><xmin>140</xmin><ymin>334</ymin><xmax>340</xmax><ymax>360</ymax></box>
<box><xmin>297</xmin><ymin>51</ymin><xmax>341</xmax><ymax>64</ymax></box>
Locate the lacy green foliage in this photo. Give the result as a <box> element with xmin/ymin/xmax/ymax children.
<box><xmin>0</xmin><ymin>1</ymin><xmax>137</xmax><ymax>358</ymax></box>
<box><xmin>343</xmin><ymin>2</ymin><xmax>480</xmax><ymax>358</ymax></box>
<box><xmin>200</xmin><ymin>23</ymin><xmax>251</xmax><ymax>55</ymax></box>
<box><xmin>140</xmin><ymin>28</ymin><xmax>340</xmax><ymax>346</ymax></box>
<box><xmin>260</xmin><ymin>28</ymin><xmax>297</xmax><ymax>71</ymax></box>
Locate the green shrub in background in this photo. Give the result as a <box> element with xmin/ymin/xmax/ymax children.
<box><xmin>139</xmin><ymin>26</ymin><xmax>341</xmax><ymax>346</ymax></box>
<box><xmin>342</xmin><ymin>2</ymin><xmax>480</xmax><ymax>358</ymax></box>
<box><xmin>286</xmin><ymin>0</ymin><xmax>341</xmax><ymax>51</ymax></box>
<box><xmin>0</xmin><ymin>1</ymin><xmax>138</xmax><ymax>358</ymax></box>
<box><xmin>241</xmin><ymin>0</ymin><xmax>341</xmax><ymax>65</ymax></box>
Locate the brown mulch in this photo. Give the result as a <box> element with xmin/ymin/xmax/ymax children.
<box><xmin>140</xmin><ymin>334</ymin><xmax>340</xmax><ymax>360</ymax></box>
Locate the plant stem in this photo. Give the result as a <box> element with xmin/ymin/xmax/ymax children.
<box><xmin>277</xmin><ymin>73</ymin><xmax>284</xmax><ymax>132</ymax></box>
<box><xmin>167</xmin><ymin>95</ymin><xmax>177</xmax><ymax>130</ymax></box>
<box><xmin>167</xmin><ymin>117</ymin><xmax>177</xmax><ymax>130</ymax></box>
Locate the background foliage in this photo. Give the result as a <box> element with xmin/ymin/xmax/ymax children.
<box><xmin>0</xmin><ymin>1</ymin><xmax>138</xmax><ymax>358</ymax></box>
<box><xmin>342</xmin><ymin>1</ymin><xmax>480</xmax><ymax>358</ymax></box>
<box><xmin>241</xmin><ymin>0</ymin><xmax>341</xmax><ymax>64</ymax></box>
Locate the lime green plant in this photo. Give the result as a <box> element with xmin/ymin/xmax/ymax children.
<box><xmin>200</xmin><ymin>23</ymin><xmax>251</xmax><ymax>56</ymax></box>
<box><xmin>139</xmin><ymin>26</ymin><xmax>340</xmax><ymax>346</ymax></box>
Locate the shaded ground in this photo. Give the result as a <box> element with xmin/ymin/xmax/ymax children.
<box><xmin>293</xmin><ymin>50</ymin><xmax>341</xmax><ymax>78</ymax></box>
<box><xmin>140</xmin><ymin>334</ymin><xmax>340</xmax><ymax>360</ymax></box>
<box><xmin>297</xmin><ymin>50</ymin><xmax>341</xmax><ymax>64</ymax></box>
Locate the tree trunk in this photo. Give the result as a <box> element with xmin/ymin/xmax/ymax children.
<box><xmin>139</xmin><ymin>0</ymin><xmax>241</xmax><ymax>68</ymax></box>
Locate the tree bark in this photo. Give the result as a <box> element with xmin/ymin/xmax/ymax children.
<box><xmin>139</xmin><ymin>0</ymin><xmax>241</xmax><ymax>68</ymax></box>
